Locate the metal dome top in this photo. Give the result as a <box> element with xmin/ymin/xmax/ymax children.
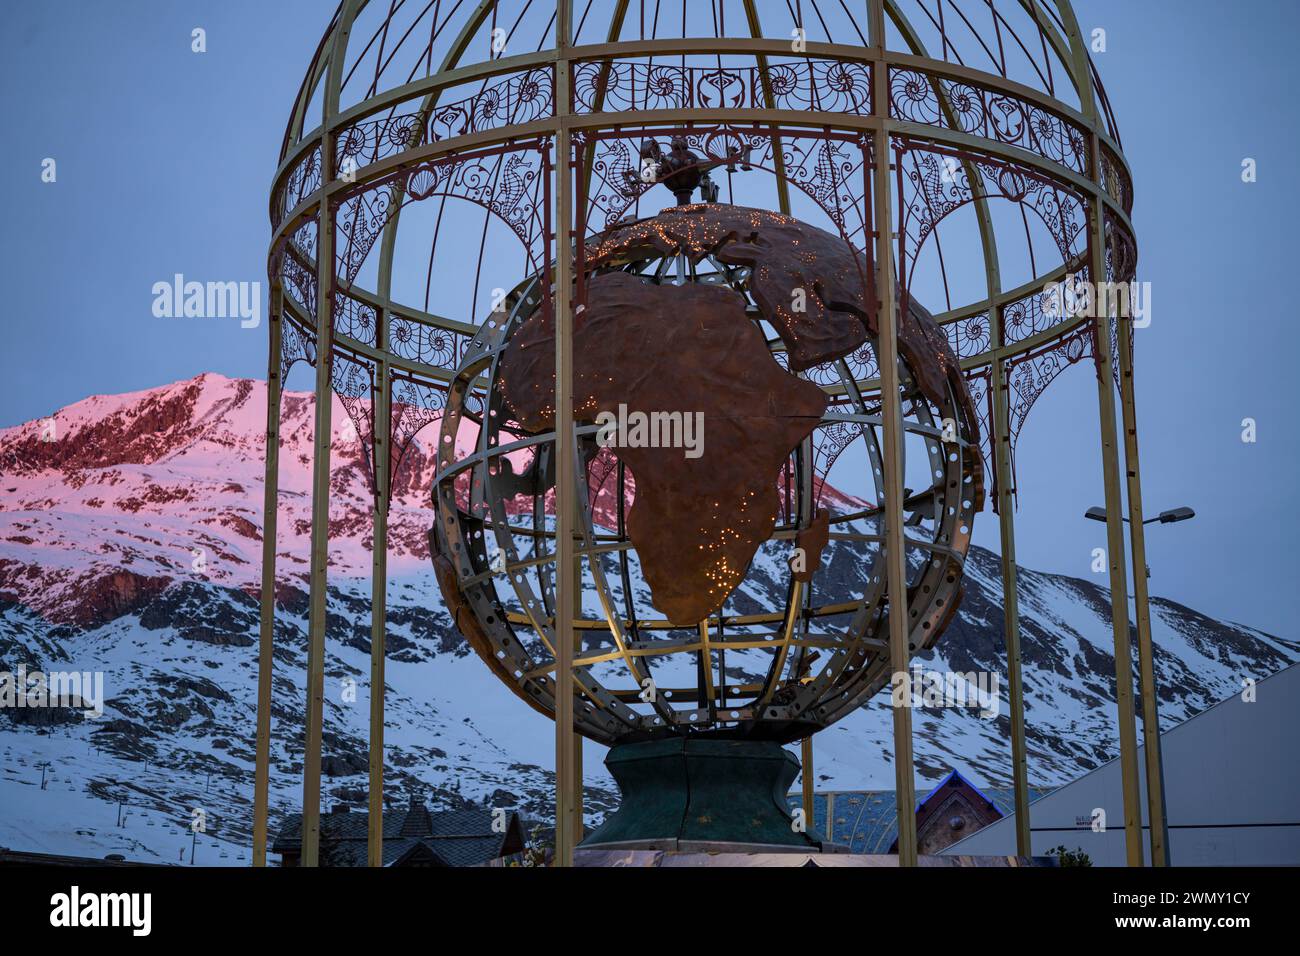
<box><xmin>278</xmin><ymin>0</ymin><xmax>1125</xmax><ymax>158</ymax></box>
<box><xmin>269</xmin><ymin>0</ymin><xmax>1136</xmax><ymax>448</ymax></box>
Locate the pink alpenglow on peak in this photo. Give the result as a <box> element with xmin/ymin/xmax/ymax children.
<box><xmin>0</xmin><ymin>372</ymin><xmax>867</xmax><ymax>628</ymax></box>
<box><xmin>0</xmin><ymin>374</ymin><xmax>442</xmax><ymax>626</ymax></box>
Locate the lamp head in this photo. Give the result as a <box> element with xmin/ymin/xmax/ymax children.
<box><xmin>1159</xmin><ymin>506</ymin><xmax>1195</xmax><ymax>524</ymax></box>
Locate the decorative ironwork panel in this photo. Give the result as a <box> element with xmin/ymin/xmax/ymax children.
<box><xmin>1104</xmin><ymin>210</ymin><xmax>1138</xmax><ymax>374</ymax></box>
<box><xmin>280</xmin><ymin>315</ymin><xmax>316</xmax><ymax>383</ymax></box>
<box><xmin>333</xmin><ymin>68</ymin><xmax>554</xmax><ymax>175</ymax></box>
<box><xmin>943</xmin><ymin>311</ymin><xmax>991</xmax><ymax>360</ymax></box>
<box><xmin>1100</xmin><ymin>143</ymin><xmax>1134</xmax><ymax>215</ymax></box>
<box><xmin>844</xmin><ymin>339</ymin><xmax>880</xmax><ymax>383</ymax></box>
<box><xmin>1105</xmin><ymin>210</ymin><xmax>1138</xmax><ymax>285</ymax></box>
<box><xmin>889</xmin><ymin>68</ymin><xmax>1088</xmax><ymax>175</ymax></box>
<box><xmin>336</xmin><ymin>110</ymin><xmax>425</xmax><ymax>170</ymax></box>
<box><xmin>427</xmin><ymin>69</ymin><xmax>553</xmax><ymax>141</ymax></box>
<box><xmin>581</xmin><ymin>126</ymin><xmax>869</xmax><ymax>244</ymax></box>
<box><xmin>334</xmin><ymin>145</ymin><xmax>547</xmax><ymax>287</ymax></box>
<box><xmin>964</xmin><ymin>367</ymin><xmax>994</xmax><ymax>490</ymax></box>
<box><xmin>388</xmin><ymin>313</ymin><xmax>467</xmax><ymax>371</ymax></box>
<box><xmin>333</xmin><ymin>290</ymin><xmax>379</xmax><ymax>347</ymax></box>
<box><xmin>330</xmin><ymin>348</ymin><xmax>379</xmax><ymax>497</ymax></box>
<box><xmin>276</xmin><ymin>219</ymin><xmax>319</xmax><ymax>318</ymax></box>
<box><xmin>573</xmin><ymin>59</ymin><xmax>871</xmax><ymax>115</ymax></box>
<box><xmin>812</xmin><ymin>418</ymin><xmax>865</xmax><ymax>507</ymax></box>
<box><xmin>330</xmin><ymin>68</ymin><xmax>553</xmax><ymax>183</ymax></box>
<box><xmin>778</xmin><ymin>133</ymin><xmax>871</xmax><ymax>245</ymax></box>
<box><xmin>897</xmin><ymin>145</ymin><xmax>1087</xmax><ymax>288</ymax></box>
<box><xmin>1001</xmin><ymin>289</ymin><xmax>1054</xmax><ymax>347</ymax></box>
<box><xmin>585</xmin><ymin>134</ymin><xmax>656</xmax><ymax>228</ymax></box>
<box><xmin>802</xmin><ymin>360</ymin><xmax>847</xmax><ymax>389</ymax></box>
<box><xmin>389</xmin><ymin>370</ymin><xmax>449</xmax><ymax>499</ymax></box>
<box><xmin>273</xmin><ymin>144</ymin><xmax>322</xmax><ymax>230</ymax></box>
<box><xmin>1005</xmin><ymin>325</ymin><xmax>1094</xmax><ymax>474</ymax></box>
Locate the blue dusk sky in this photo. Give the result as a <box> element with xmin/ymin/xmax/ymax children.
<box><xmin>0</xmin><ymin>1</ymin><xmax>1297</xmax><ymax>637</ymax></box>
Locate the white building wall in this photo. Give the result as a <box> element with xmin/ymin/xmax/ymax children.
<box><xmin>942</xmin><ymin>664</ymin><xmax>1300</xmax><ymax>865</ymax></box>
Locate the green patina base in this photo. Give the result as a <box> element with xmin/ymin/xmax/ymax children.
<box><xmin>581</xmin><ymin>738</ymin><xmax>829</xmax><ymax>852</ymax></box>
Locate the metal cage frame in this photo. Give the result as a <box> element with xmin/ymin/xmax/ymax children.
<box><xmin>255</xmin><ymin>0</ymin><xmax>1162</xmax><ymax>869</ymax></box>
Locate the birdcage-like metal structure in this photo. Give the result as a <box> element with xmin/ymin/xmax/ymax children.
<box><xmin>256</xmin><ymin>0</ymin><xmax>1159</xmax><ymax>868</ymax></box>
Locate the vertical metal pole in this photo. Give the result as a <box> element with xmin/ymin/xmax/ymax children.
<box><xmin>253</xmin><ymin>285</ymin><xmax>283</xmax><ymax>867</ymax></box>
<box><xmin>1059</xmin><ymin>0</ymin><xmax>1145</xmax><ymax>868</ymax></box>
<box><xmin>1116</xmin><ymin>293</ymin><xmax>1168</xmax><ymax>866</ymax></box>
<box><xmin>952</xmin><ymin>78</ymin><xmax>1030</xmax><ymax>854</ymax></box>
<box><xmin>801</xmin><ymin>736</ymin><xmax>815</xmax><ymax>827</ymax></box>
<box><xmin>553</xmin><ymin>0</ymin><xmax>578</xmax><ymax>869</ymax></box>
<box><xmin>301</xmin><ymin>155</ymin><xmax>336</xmax><ymax>870</ymax></box>
<box><xmin>572</xmin><ymin>718</ymin><xmax>584</xmax><ymax>845</ymax></box>
<box><xmin>568</xmin><ymin>549</ymin><xmax>584</xmax><ymax>847</ymax></box>
<box><xmin>367</xmin><ymin>155</ymin><xmax>403</xmax><ymax>867</ymax></box>
<box><xmin>873</xmin><ymin>0</ymin><xmax>1031</xmax><ymax>857</ymax></box>
<box><xmin>990</xmin><ymin>351</ymin><xmax>1032</xmax><ymax>856</ymax></box>
<box><xmin>295</xmin><ymin>0</ymin><xmax>354</xmax><ymax>869</ymax></box>
<box><xmin>870</xmin><ymin>0</ymin><xmax>916</xmax><ymax>867</ymax></box>
<box><xmin>876</xmin><ymin>140</ymin><xmax>917</xmax><ymax>869</ymax></box>
<box><xmin>1086</xmin><ymin>136</ymin><xmax>1143</xmax><ymax>867</ymax></box>
<box><xmin>367</xmin><ymin>353</ymin><xmax>390</xmax><ymax>867</ymax></box>
<box><xmin>741</xmin><ymin>0</ymin><xmax>792</xmax><ymax>216</ymax></box>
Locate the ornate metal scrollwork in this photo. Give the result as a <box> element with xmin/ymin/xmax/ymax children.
<box><xmin>889</xmin><ymin>67</ymin><xmax>1088</xmax><ymax>175</ymax></box>
<box><xmin>388</xmin><ymin>370</ymin><xmax>449</xmax><ymax>500</ymax></box>
<box><xmin>898</xmin><ymin>146</ymin><xmax>1088</xmax><ymax>287</ymax></box>
<box><xmin>573</xmin><ymin>59</ymin><xmax>871</xmax><ymax>116</ymax></box>
<box><xmin>333</xmin><ymin>145</ymin><xmax>547</xmax><ymax>290</ymax></box>
<box><xmin>389</xmin><ymin>315</ymin><xmax>465</xmax><ymax>371</ymax></box>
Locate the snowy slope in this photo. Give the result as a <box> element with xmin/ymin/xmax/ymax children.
<box><xmin>1</xmin><ymin>373</ymin><xmax>1295</xmax><ymax>863</ymax></box>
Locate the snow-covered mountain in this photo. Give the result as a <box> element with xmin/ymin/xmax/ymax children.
<box><xmin>1</xmin><ymin>373</ymin><xmax>1295</xmax><ymax>864</ymax></box>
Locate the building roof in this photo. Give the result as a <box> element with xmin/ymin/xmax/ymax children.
<box><xmin>901</xmin><ymin>770</ymin><xmax>1005</xmax><ymax>853</ymax></box>
<box><xmin>272</xmin><ymin>802</ymin><xmax>525</xmax><ymax>867</ymax></box>
<box><xmin>0</xmin><ymin>847</ymin><xmax>170</xmax><ymax>867</ymax></box>
<box><xmin>941</xmin><ymin>662</ymin><xmax>1300</xmax><ymax>865</ymax></box>
<box><xmin>788</xmin><ymin>778</ymin><xmax>1054</xmax><ymax>854</ymax></box>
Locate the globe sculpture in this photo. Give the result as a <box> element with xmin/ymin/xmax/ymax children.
<box><xmin>431</xmin><ymin>179</ymin><xmax>984</xmax><ymax>847</ymax></box>
<box><xmin>260</xmin><ymin>0</ymin><xmax>1151</xmax><ymax>866</ymax></box>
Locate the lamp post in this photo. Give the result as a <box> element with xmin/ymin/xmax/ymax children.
<box><xmin>1086</xmin><ymin>506</ymin><xmax>1194</xmax><ymax>580</ymax></box>
<box><xmin>1085</xmin><ymin>504</ymin><xmax>1194</xmax><ymax>865</ymax></box>
<box><xmin>1085</xmin><ymin>506</ymin><xmax>1195</xmax><ymax>528</ymax></box>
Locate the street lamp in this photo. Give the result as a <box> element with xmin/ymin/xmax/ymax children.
<box><xmin>1084</xmin><ymin>503</ymin><xmax>1194</xmax><ymax>867</ymax></box>
<box><xmin>1085</xmin><ymin>505</ymin><xmax>1195</xmax><ymax>525</ymax></box>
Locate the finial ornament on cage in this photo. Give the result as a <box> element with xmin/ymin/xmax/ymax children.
<box><xmin>624</xmin><ymin>135</ymin><xmax>751</xmax><ymax>205</ymax></box>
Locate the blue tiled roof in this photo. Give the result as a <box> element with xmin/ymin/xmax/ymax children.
<box><xmin>788</xmin><ymin>782</ymin><xmax>1053</xmax><ymax>854</ymax></box>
